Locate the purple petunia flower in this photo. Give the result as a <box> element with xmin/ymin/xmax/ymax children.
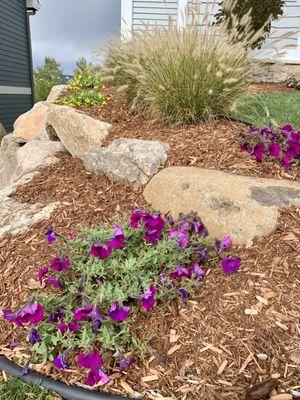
<box><xmin>38</xmin><ymin>267</ymin><xmax>48</xmax><ymax>286</ymax></box>
<box><xmin>108</xmin><ymin>302</ymin><xmax>130</xmax><ymax>323</ymax></box>
<box><xmin>57</xmin><ymin>322</ymin><xmax>78</xmax><ymax>336</ymax></box>
<box><xmin>78</xmin><ymin>352</ymin><xmax>103</xmax><ymax>369</ymax></box>
<box><xmin>252</xmin><ymin>143</ymin><xmax>265</xmax><ymax>162</ymax></box>
<box><xmin>144</xmin><ymin>229</ymin><xmax>162</xmax><ymax>245</ymax></box>
<box><xmin>53</xmin><ymin>353</ymin><xmax>69</xmax><ymax>370</ymax></box>
<box><xmin>221</xmin><ymin>257</ymin><xmax>241</xmax><ymax>275</ymax></box>
<box><xmin>279</xmin><ymin>124</ymin><xmax>294</xmax><ymax>136</ymax></box>
<box><xmin>73</xmin><ymin>306</ymin><xmax>93</xmax><ymax>321</ymax></box>
<box><xmin>85</xmin><ymin>368</ymin><xmax>110</xmax><ymax>386</ymax></box>
<box><xmin>218</xmin><ymin>236</ymin><xmax>232</xmax><ymax>252</ymax></box>
<box><xmin>108</xmin><ymin>225</ymin><xmax>125</xmax><ymax>249</ymax></box>
<box><xmin>45</xmin><ymin>277</ymin><xmax>64</xmax><ymax>290</ymax></box>
<box><xmin>89</xmin><ymin>305</ymin><xmax>104</xmax><ymax>333</ymax></box>
<box><xmin>2</xmin><ymin>309</ymin><xmax>22</xmax><ymax>326</ymax></box>
<box><xmin>189</xmin><ymin>263</ymin><xmax>206</xmax><ymax>279</ymax></box>
<box><xmin>169</xmin><ymin>266</ymin><xmax>190</xmax><ymax>280</ymax></box>
<box><xmin>143</xmin><ymin>214</ymin><xmax>165</xmax><ymax>232</ymax></box>
<box><xmin>29</xmin><ymin>328</ymin><xmax>41</xmax><ymax>345</ymax></box>
<box><xmin>18</xmin><ymin>303</ymin><xmax>44</xmax><ymax>325</ymax></box>
<box><xmin>130</xmin><ymin>209</ymin><xmax>146</xmax><ymax>228</ymax></box>
<box><xmin>281</xmin><ymin>155</ymin><xmax>291</xmax><ymax>170</ymax></box>
<box><xmin>116</xmin><ymin>351</ymin><xmax>136</xmax><ymax>373</ymax></box>
<box><xmin>178</xmin><ymin>288</ymin><xmax>187</xmax><ymax>303</ymax></box>
<box><xmin>90</xmin><ymin>244</ymin><xmax>112</xmax><ymax>260</ymax></box>
<box><xmin>267</xmin><ymin>142</ymin><xmax>281</xmax><ymax>158</ymax></box>
<box><xmin>141</xmin><ymin>285</ymin><xmax>157</xmax><ymax>313</ymax></box>
<box><xmin>193</xmin><ymin>220</ymin><xmax>208</xmax><ymax>237</ymax></box>
<box><xmin>48</xmin><ymin>306</ymin><xmax>65</xmax><ymax>323</ymax></box>
<box><xmin>46</xmin><ymin>229</ymin><xmax>57</xmax><ymax>245</ymax></box>
<box><xmin>240</xmin><ymin>143</ymin><xmax>250</xmax><ymax>152</ymax></box>
<box><xmin>168</xmin><ymin>228</ymin><xmax>189</xmax><ymax>248</ymax></box>
<box><xmin>50</xmin><ymin>257</ymin><xmax>70</xmax><ymax>272</ymax></box>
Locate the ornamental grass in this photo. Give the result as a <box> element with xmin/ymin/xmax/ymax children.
<box><xmin>3</xmin><ymin>210</ymin><xmax>240</xmax><ymax>387</ymax></box>
<box><xmin>102</xmin><ymin>1</ymin><xmax>275</xmax><ymax>124</ymax></box>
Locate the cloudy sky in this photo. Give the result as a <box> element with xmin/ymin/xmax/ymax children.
<box><xmin>30</xmin><ymin>0</ymin><xmax>121</xmax><ymax>74</ymax></box>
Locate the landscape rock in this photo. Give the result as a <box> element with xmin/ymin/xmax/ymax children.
<box><xmin>84</xmin><ymin>138</ymin><xmax>170</xmax><ymax>187</ymax></box>
<box><xmin>47</xmin><ymin>84</ymin><xmax>68</xmax><ymax>103</ymax></box>
<box><xmin>47</xmin><ymin>105</ymin><xmax>112</xmax><ymax>159</ymax></box>
<box><xmin>0</xmin><ymin>139</ymin><xmax>66</xmax><ymax>190</ymax></box>
<box><xmin>144</xmin><ymin>167</ymin><xmax>300</xmax><ymax>245</ymax></box>
<box><xmin>12</xmin><ymin>101</ymin><xmax>50</xmax><ymax>143</ymax></box>
<box><xmin>0</xmin><ymin>193</ymin><xmax>58</xmax><ymax>238</ymax></box>
<box><xmin>0</xmin><ymin>134</ymin><xmax>20</xmax><ymax>171</ymax></box>
<box><xmin>0</xmin><ymin>121</ymin><xmax>7</xmax><ymax>140</ymax></box>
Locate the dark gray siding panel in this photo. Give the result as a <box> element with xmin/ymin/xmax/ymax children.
<box><xmin>0</xmin><ymin>95</ymin><xmax>32</xmax><ymax>132</ymax></box>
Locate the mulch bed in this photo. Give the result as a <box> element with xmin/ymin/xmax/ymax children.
<box><xmin>0</xmin><ymin>84</ymin><xmax>299</xmax><ymax>399</ymax></box>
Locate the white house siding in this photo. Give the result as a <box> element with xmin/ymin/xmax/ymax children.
<box><xmin>132</xmin><ymin>0</ymin><xmax>178</xmax><ymax>31</ymax></box>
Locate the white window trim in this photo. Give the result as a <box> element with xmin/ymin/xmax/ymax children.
<box><xmin>177</xmin><ymin>0</ymin><xmax>189</xmax><ymax>29</ymax></box>
<box><xmin>0</xmin><ymin>86</ymin><xmax>32</xmax><ymax>95</ymax></box>
<box><xmin>121</xmin><ymin>0</ymin><xmax>133</xmax><ymax>39</ymax></box>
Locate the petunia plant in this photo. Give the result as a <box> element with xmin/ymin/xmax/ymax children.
<box><xmin>238</xmin><ymin>124</ymin><xmax>300</xmax><ymax>170</ymax></box>
<box><xmin>3</xmin><ymin>211</ymin><xmax>240</xmax><ymax>387</ymax></box>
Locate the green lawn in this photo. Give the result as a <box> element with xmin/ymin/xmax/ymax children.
<box><xmin>235</xmin><ymin>91</ymin><xmax>300</xmax><ymax>129</ymax></box>
<box><xmin>0</xmin><ymin>377</ymin><xmax>60</xmax><ymax>400</ymax></box>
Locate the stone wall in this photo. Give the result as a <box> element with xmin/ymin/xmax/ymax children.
<box><xmin>251</xmin><ymin>61</ymin><xmax>300</xmax><ymax>83</ymax></box>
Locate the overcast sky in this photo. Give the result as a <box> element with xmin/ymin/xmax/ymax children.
<box><xmin>30</xmin><ymin>0</ymin><xmax>121</xmax><ymax>74</ymax></box>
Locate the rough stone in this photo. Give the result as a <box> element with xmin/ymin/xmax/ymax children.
<box><xmin>0</xmin><ymin>193</ymin><xmax>58</xmax><ymax>238</ymax></box>
<box><xmin>84</xmin><ymin>138</ymin><xmax>170</xmax><ymax>187</ymax></box>
<box><xmin>47</xmin><ymin>85</ymin><xmax>68</xmax><ymax>103</ymax></box>
<box><xmin>143</xmin><ymin>167</ymin><xmax>300</xmax><ymax>245</ymax></box>
<box><xmin>0</xmin><ymin>139</ymin><xmax>66</xmax><ymax>190</ymax></box>
<box><xmin>47</xmin><ymin>105</ymin><xmax>112</xmax><ymax>159</ymax></box>
<box><xmin>0</xmin><ymin>122</ymin><xmax>7</xmax><ymax>140</ymax></box>
<box><xmin>12</xmin><ymin>101</ymin><xmax>50</xmax><ymax>143</ymax></box>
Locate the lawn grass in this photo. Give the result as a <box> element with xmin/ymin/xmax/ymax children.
<box><xmin>0</xmin><ymin>376</ymin><xmax>61</xmax><ymax>400</ymax></box>
<box><xmin>235</xmin><ymin>91</ymin><xmax>300</xmax><ymax>129</ymax></box>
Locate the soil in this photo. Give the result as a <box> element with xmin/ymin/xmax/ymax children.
<box><xmin>0</xmin><ymin>83</ymin><xmax>299</xmax><ymax>399</ymax></box>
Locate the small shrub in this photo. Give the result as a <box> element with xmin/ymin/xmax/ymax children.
<box><xmin>34</xmin><ymin>57</ymin><xmax>63</xmax><ymax>102</ymax></box>
<box><xmin>59</xmin><ymin>89</ymin><xmax>108</xmax><ymax>108</ymax></box>
<box><xmin>215</xmin><ymin>0</ymin><xmax>284</xmax><ymax>49</ymax></box>
<box><xmin>103</xmin><ymin>2</ymin><xmax>268</xmax><ymax>124</ymax></box>
<box><xmin>3</xmin><ymin>211</ymin><xmax>240</xmax><ymax>386</ymax></box>
<box><xmin>238</xmin><ymin>124</ymin><xmax>300</xmax><ymax>170</ymax></box>
<box><xmin>69</xmin><ymin>58</ymin><xmax>102</xmax><ymax>91</ymax></box>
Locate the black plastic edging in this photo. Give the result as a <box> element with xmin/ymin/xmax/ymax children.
<box><xmin>0</xmin><ymin>356</ymin><xmax>134</xmax><ymax>400</ymax></box>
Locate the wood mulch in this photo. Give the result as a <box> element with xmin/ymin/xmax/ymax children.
<box><xmin>0</xmin><ymin>83</ymin><xmax>299</xmax><ymax>399</ymax></box>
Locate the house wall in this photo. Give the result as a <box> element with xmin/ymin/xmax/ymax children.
<box><xmin>0</xmin><ymin>0</ymin><xmax>34</xmax><ymax>132</ymax></box>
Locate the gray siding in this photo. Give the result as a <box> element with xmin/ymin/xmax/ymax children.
<box><xmin>0</xmin><ymin>0</ymin><xmax>33</xmax><ymax>131</ymax></box>
<box><xmin>132</xmin><ymin>0</ymin><xmax>178</xmax><ymax>30</ymax></box>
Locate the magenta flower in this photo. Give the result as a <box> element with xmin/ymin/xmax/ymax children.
<box><xmin>281</xmin><ymin>155</ymin><xmax>291</xmax><ymax>170</ymax></box>
<box><xmin>3</xmin><ymin>309</ymin><xmax>22</xmax><ymax>326</ymax></box>
<box><xmin>29</xmin><ymin>328</ymin><xmax>41</xmax><ymax>345</ymax></box>
<box><xmin>189</xmin><ymin>263</ymin><xmax>205</xmax><ymax>279</ymax></box>
<box><xmin>144</xmin><ymin>214</ymin><xmax>165</xmax><ymax>232</ymax></box>
<box><xmin>73</xmin><ymin>306</ymin><xmax>93</xmax><ymax>321</ymax></box>
<box><xmin>144</xmin><ymin>229</ymin><xmax>162</xmax><ymax>245</ymax></box>
<box><xmin>220</xmin><ymin>236</ymin><xmax>232</xmax><ymax>251</ymax></box>
<box><xmin>267</xmin><ymin>142</ymin><xmax>281</xmax><ymax>158</ymax></box>
<box><xmin>221</xmin><ymin>257</ymin><xmax>241</xmax><ymax>275</ymax></box>
<box><xmin>53</xmin><ymin>353</ymin><xmax>69</xmax><ymax>370</ymax></box>
<box><xmin>45</xmin><ymin>277</ymin><xmax>64</xmax><ymax>290</ymax></box>
<box><xmin>85</xmin><ymin>368</ymin><xmax>110</xmax><ymax>386</ymax></box>
<box><xmin>240</xmin><ymin>143</ymin><xmax>250</xmax><ymax>152</ymax></box>
<box><xmin>38</xmin><ymin>267</ymin><xmax>48</xmax><ymax>286</ymax></box>
<box><xmin>116</xmin><ymin>352</ymin><xmax>136</xmax><ymax>373</ymax></box>
<box><xmin>57</xmin><ymin>322</ymin><xmax>78</xmax><ymax>336</ymax></box>
<box><xmin>48</xmin><ymin>306</ymin><xmax>65</xmax><ymax>323</ymax></box>
<box><xmin>90</xmin><ymin>244</ymin><xmax>112</xmax><ymax>260</ymax></box>
<box><xmin>50</xmin><ymin>257</ymin><xmax>70</xmax><ymax>272</ymax></box>
<box><xmin>168</xmin><ymin>228</ymin><xmax>189</xmax><ymax>248</ymax></box>
<box><xmin>108</xmin><ymin>225</ymin><xmax>125</xmax><ymax>249</ymax></box>
<box><xmin>193</xmin><ymin>220</ymin><xmax>208</xmax><ymax>237</ymax></box>
<box><xmin>78</xmin><ymin>352</ymin><xmax>104</xmax><ymax>369</ymax></box>
<box><xmin>169</xmin><ymin>266</ymin><xmax>190</xmax><ymax>279</ymax></box>
<box><xmin>130</xmin><ymin>209</ymin><xmax>146</xmax><ymax>228</ymax></box>
<box><xmin>141</xmin><ymin>285</ymin><xmax>157</xmax><ymax>313</ymax></box>
<box><xmin>108</xmin><ymin>302</ymin><xmax>130</xmax><ymax>323</ymax></box>
<box><xmin>252</xmin><ymin>143</ymin><xmax>265</xmax><ymax>162</ymax></box>
<box><xmin>46</xmin><ymin>229</ymin><xmax>57</xmax><ymax>244</ymax></box>
<box><xmin>18</xmin><ymin>303</ymin><xmax>44</xmax><ymax>325</ymax></box>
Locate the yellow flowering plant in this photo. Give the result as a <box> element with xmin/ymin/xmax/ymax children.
<box><xmin>59</xmin><ymin>90</ymin><xmax>109</xmax><ymax>108</ymax></box>
<box><xmin>68</xmin><ymin>65</ymin><xmax>103</xmax><ymax>91</ymax></box>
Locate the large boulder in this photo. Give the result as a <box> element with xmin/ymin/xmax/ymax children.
<box><xmin>12</xmin><ymin>102</ymin><xmax>49</xmax><ymax>143</ymax></box>
<box><xmin>47</xmin><ymin>85</ymin><xmax>68</xmax><ymax>103</ymax></box>
<box><xmin>144</xmin><ymin>167</ymin><xmax>300</xmax><ymax>245</ymax></box>
<box><xmin>0</xmin><ymin>137</ymin><xmax>66</xmax><ymax>190</ymax></box>
<box><xmin>84</xmin><ymin>138</ymin><xmax>170</xmax><ymax>187</ymax></box>
<box><xmin>0</xmin><ymin>122</ymin><xmax>7</xmax><ymax>141</ymax></box>
<box><xmin>47</xmin><ymin>105</ymin><xmax>112</xmax><ymax>159</ymax></box>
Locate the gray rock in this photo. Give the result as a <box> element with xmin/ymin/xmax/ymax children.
<box><xmin>84</xmin><ymin>138</ymin><xmax>170</xmax><ymax>187</ymax></box>
<box><xmin>0</xmin><ymin>122</ymin><xmax>7</xmax><ymax>141</ymax></box>
<box><xmin>47</xmin><ymin>105</ymin><xmax>112</xmax><ymax>159</ymax></box>
<box><xmin>144</xmin><ymin>167</ymin><xmax>300</xmax><ymax>245</ymax></box>
<box><xmin>0</xmin><ymin>138</ymin><xmax>66</xmax><ymax>190</ymax></box>
<box><xmin>47</xmin><ymin>85</ymin><xmax>68</xmax><ymax>103</ymax></box>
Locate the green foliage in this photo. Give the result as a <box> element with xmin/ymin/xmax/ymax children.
<box><xmin>58</xmin><ymin>90</ymin><xmax>108</xmax><ymax>108</ymax></box>
<box><xmin>103</xmin><ymin>5</ymin><xmax>263</xmax><ymax>124</ymax></box>
<box><xmin>69</xmin><ymin>57</ymin><xmax>102</xmax><ymax>91</ymax></box>
<box><xmin>0</xmin><ymin>377</ymin><xmax>59</xmax><ymax>400</ymax></box>
<box><xmin>234</xmin><ymin>91</ymin><xmax>300</xmax><ymax>129</ymax></box>
<box><xmin>215</xmin><ymin>0</ymin><xmax>284</xmax><ymax>49</ymax></box>
<box><xmin>34</xmin><ymin>57</ymin><xmax>63</xmax><ymax>102</ymax></box>
<box><xmin>283</xmin><ymin>74</ymin><xmax>300</xmax><ymax>90</ymax></box>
